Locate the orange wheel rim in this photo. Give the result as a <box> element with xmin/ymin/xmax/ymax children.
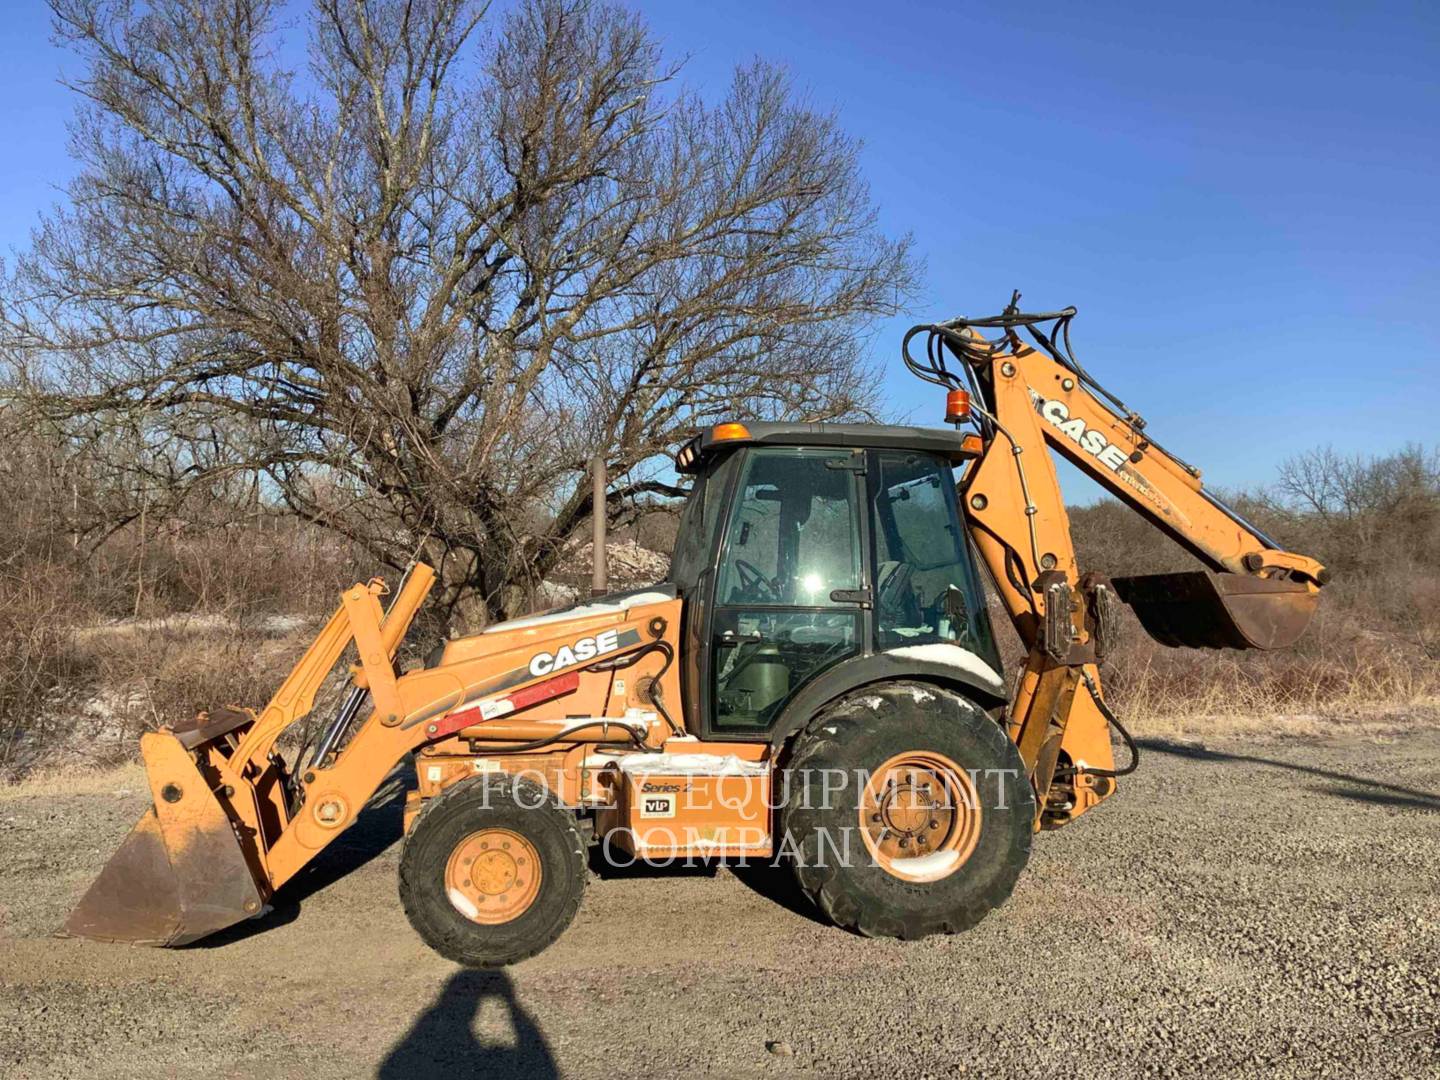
<box><xmin>444</xmin><ymin>828</ymin><xmax>542</xmax><ymax>925</ymax></box>
<box><xmin>860</xmin><ymin>751</ymin><xmax>981</xmax><ymax>882</ymax></box>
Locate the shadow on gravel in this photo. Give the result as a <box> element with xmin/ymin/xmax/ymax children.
<box><xmin>586</xmin><ymin>845</ymin><xmax>721</xmax><ymax>879</ymax></box>
<box><xmin>729</xmin><ymin>861</ymin><xmax>831</xmax><ymax>927</ymax></box>
<box><xmin>377</xmin><ymin>970</ymin><xmax>558</xmax><ymax>1079</ymax></box>
<box><xmin>189</xmin><ymin>769</ymin><xmax>412</xmax><ymax>949</ymax></box>
<box><xmin>1139</xmin><ymin>738</ymin><xmax>1440</xmax><ymax>812</ymax></box>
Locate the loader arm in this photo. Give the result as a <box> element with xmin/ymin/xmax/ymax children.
<box><xmin>64</xmin><ymin>566</ymin><xmax>440</xmax><ymax>945</ymax></box>
<box><xmin>65</xmin><ymin>559</ymin><xmax>686</xmax><ymax>947</ymax></box>
<box><xmin>904</xmin><ymin>300</ymin><xmax>1327</xmax><ymax>826</ymax></box>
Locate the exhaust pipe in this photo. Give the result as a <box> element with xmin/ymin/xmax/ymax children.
<box><xmin>592</xmin><ymin>452</ymin><xmax>608</xmax><ymax>597</ymax></box>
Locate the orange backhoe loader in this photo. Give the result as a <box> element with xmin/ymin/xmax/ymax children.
<box><xmin>64</xmin><ymin>300</ymin><xmax>1327</xmax><ymax>965</ymax></box>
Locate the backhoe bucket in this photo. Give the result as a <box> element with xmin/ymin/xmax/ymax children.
<box><xmin>62</xmin><ymin>731</ymin><xmax>265</xmax><ymax>947</ymax></box>
<box><xmin>1110</xmin><ymin>571</ymin><xmax>1319</xmax><ymax>651</ymax></box>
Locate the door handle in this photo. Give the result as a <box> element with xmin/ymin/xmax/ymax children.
<box><xmin>720</xmin><ymin>630</ymin><xmax>763</xmax><ymax>645</ymax></box>
<box><xmin>829</xmin><ymin>589</ymin><xmax>873</xmax><ymax>607</ymax></box>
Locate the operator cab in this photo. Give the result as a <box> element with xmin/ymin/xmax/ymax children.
<box><xmin>669</xmin><ymin>422</ymin><xmax>1000</xmax><ymax>741</ymax></box>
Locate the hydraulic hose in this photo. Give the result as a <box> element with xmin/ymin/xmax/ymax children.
<box><xmin>1056</xmin><ymin>672</ymin><xmax>1140</xmax><ymax>779</ymax></box>
<box><xmin>583</xmin><ymin>640</ymin><xmax>681</xmax><ymax>735</ymax></box>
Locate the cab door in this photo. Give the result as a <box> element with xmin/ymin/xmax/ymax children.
<box><xmin>703</xmin><ymin>447</ymin><xmax>869</xmax><ymax>738</ymax></box>
<box><xmin>868</xmin><ymin>449</ymin><xmax>1000</xmax><ymax>668</ymax></box>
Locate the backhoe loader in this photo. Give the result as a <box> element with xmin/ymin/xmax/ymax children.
<box><xmin>64</xmin><ymin>300</ymin><xmax>1327</xmax><ymax>966</ymax></box>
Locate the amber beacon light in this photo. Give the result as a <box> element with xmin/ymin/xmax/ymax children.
<box><xmin>944</xmin><ymin>389</ymin><xmax>971</xmax><ymax>425</ymax></box>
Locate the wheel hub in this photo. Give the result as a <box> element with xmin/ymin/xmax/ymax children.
<box><xmin>861</xmin><ymin>752</ymin><xmax>982</xmax><ymax>882</ymax></box>
<box><xmin>877</xmin><ymin>774</ymin><xmax>950</xmax><ymax>842</ymax></box>
<box><xmin>444</xmin><ymin>828</ymin><xmax>542</xmax><ymax>925</ymax></box>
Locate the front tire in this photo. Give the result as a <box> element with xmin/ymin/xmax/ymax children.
<box><xmin>399</xmin><ymin>774</ymin><xmax>586</xmax><ymax>967</ymax></box>
<box><xmin>781</xmin><ymin>680</ymin><xmax>1034</xmax><ymax>939</ymax></box>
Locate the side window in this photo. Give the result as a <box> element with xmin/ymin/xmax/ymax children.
<box><xmin>711</xmin><ymin>610</ymin><xmax>859</xmax><ymax>733</ymax></box>
<box><xmin>715</xmin><ymin>449</ymin><xmax>861</xmax><ymax>606</ymax></box>
<box><xmin>872</xmin><ymin>451</ymin><xmax>997</xmax><ymax>664</ymax></box>
<box><xmin>668</xmin><ymin>453</ymin><xmax>739</xmax><ymax>591</ymax></box>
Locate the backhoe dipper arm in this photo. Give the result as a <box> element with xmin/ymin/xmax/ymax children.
<box><xmin>961</xmin><ymin>330</ymin><xmax>1326</xmax><ymax>636</ymax></box>
<box><xmin>904</xmin><ymin>302</ymin><xmax>1327</xmax><ymax>826</ymax></box>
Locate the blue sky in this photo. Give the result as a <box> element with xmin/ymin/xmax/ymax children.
<box><xmin>2</xmin><ymin>0</ymin><xmax>1436</xmax><ymax>494</ymax></box>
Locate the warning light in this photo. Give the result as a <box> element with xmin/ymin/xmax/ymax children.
<box><xmin>712</xmin><ymin>422</ymin><xmax>752</xmax><ymax>442</ymax></box>
<box><xmin>945</xmin><ymin>390</ymin><xmax>971</xmax><ymax>425</ymax></box>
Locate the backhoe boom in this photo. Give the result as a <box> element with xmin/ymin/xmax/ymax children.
<box><xmin>905</xmin><ymin>301</ymin><xmax>1327</xmax><ymax>826</ymax></box>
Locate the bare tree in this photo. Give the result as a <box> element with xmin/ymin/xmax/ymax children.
<box><xmin>2</xmin><ymin>0</ymin><xmax>915</xmax><ymax>628</ymax></box>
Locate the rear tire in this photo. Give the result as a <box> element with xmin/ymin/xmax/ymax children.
<box><xmin>399</xmin><ymin>774</ymin><xmax>586</xmax><ymax>967</ymax></box>
<box><xmin>781</xmin><ymin>680</ymin><xmax>1034</xmax><ymax>939</ymax></box>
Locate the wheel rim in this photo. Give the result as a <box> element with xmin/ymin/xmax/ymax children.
<box><xmin>444</xmin><ymin>828</ymin><xmax>543</xmax><ymax>924</ymax></box>
<box><xmin>860</xmin><ymin>751</ymin><xmax>981</xmax><ymax>883</ymax></box>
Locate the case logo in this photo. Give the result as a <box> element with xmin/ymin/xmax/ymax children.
<box><xmin>528</xmin><ymin>628</ymin><xmax>621</xmax><ymax>677</ymax></box>
<box><xmin>1030</xmin><ymin>390</ymin><xmax>1130</xmax><ymax>472</ymax></box>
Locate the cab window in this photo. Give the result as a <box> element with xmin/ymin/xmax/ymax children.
<box><xmin>871</xmin><ymin>451</ymin><xmax>998</xmax><ymax>666</ymax></box>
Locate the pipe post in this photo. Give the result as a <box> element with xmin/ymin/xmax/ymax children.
<box><xmin>591</xmin><ymin>453</ymin><xmax>608</xmax><ymax>596</ymax></box>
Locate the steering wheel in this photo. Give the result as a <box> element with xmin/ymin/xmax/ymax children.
<box><xmin>733</xmin><ymin>559</ymin><xmax>780</xmax><ymax>601</ymax></box>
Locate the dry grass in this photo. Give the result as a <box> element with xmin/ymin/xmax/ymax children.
<box><xmin>1103</xmin><ymin>623</ymin><xmax>1440</xmax><ymax>723</ymax></box>
<box><xmin>0</xmin><ymin>761</ymin><xmax>145</xmax><ymax>801</ymax></box>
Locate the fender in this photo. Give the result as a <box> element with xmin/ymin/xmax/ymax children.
<box><xmin>765</xmin><ymin>651</ymin><xmax>1008</xmax><ymax>749</ymax></box>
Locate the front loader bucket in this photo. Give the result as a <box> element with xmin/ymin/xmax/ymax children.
<box><xmin>1110</xmin><ymin>570</ymin><xmax>1319</xmax><ymax>651</ymax></box>
<box><xmin>62</xmin><ymin>732</ymin><xmax>265</xmax><ymax>947</ymax></box>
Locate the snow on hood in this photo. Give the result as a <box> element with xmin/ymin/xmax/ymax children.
<box><xmin>601</xmin><ymin>752</ymin><xmax>769</xmax><ymax>777</ymax></box>
<box><xmin>883</xmin><ymin>643</ymin><xmax>1004</xmax><ymax>693</ymax></box>
<box><xmin>482</xmin><ymin>588</ymin><xmax>675</xmax><ymax>634</ymax></box>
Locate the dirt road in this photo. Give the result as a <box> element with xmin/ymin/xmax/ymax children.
<box><xmin>3</xmin><ymin>730</ymin><xmax>1438</xmax><ymax>1079</ymax></box>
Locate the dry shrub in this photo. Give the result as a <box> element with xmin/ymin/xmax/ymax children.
<box><xmin>0</xmin><ymin>563</ymin><xmax>86</xmax><ymax>769</ymax></box>
<box><xmin>1098</xmin><ymin>609</ymin><xmax>1440</xmax><ymax>728</ymax></box>
<box><xmin>83</xmin><ymin>515</ymin><xmax>361</xmax><ymax>621</ymax></box>
<box><xmin>0</xmin><ymin>616</ymin><xmax>355</xmax><ymax>777</ymax></box>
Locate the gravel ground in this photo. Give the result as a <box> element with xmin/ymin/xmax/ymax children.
<box><xmin>2</xmin><ymin>729</ymin><xmax>1437</xmax><ymax>1079</ymax></box>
